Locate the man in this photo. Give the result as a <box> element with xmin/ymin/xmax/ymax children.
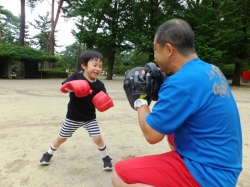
<box><xmin>111</xmin><ymin>18</ymin><xmax>242</xmax><ymax>187</ymax></box>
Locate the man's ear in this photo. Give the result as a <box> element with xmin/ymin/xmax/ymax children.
<box><xmin>165</xmin><ymin>43</ymin><xmax>174</xmax><ymax>55</ymax></box>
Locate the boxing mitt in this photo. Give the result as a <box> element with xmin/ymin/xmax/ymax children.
<box><xmin>144</xmin><ymin>62</ymin><xmax>166</xmax><ymax>101</ymax></box>
<box><xmin>123</xmin><ymin>67</ymin><xmax>152</xmax><ymax>110</ymax></box>
<box><xmin>60</xmin><ymin>80</ymin><xmax>93</xmax><ymax>97</ymax></box>
<box><xmin>123</xmin><ymin>62</ymin><xmax>166</xmax><ymax>110</ymax></box>
<box><xmin>92</xmin><ymin>91</ymin><xmax>114</xmax><ymax>112</ymax></box>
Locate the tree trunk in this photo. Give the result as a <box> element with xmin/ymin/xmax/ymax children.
<box><xmin>47</xmin><ymin>0</ymin><xmax>64</xmax><ymax>53</ymax></box>
<box><xmin>40</xmin><ymin>62</ymin><xmax>43</xmax><ymax>79</ymax></box>
<box><xmin>19</xmin><ymin>0</ymin><xmax>25</xmax><ymax>46</ymax></box>
<box><xmin>17</xmin><ymin>0</ymin><xmax>26</xmax><ymax>78</ymax></box>
<box><xmin>231</xmin><ymin>62</ymin><xmax>242</xmax><ymax>87</ymax></box>
<box><xmin>51</xmin><ymin>0</ymin><xmax>55</xmax><ymax>68</ymax></box>
<box><xmin>76</xmin><ymin>43</ymin><xmax>81</xmax><ymax>72</ymax></box>
<box><xmin>106</xmin><ymin>52</ymin><xmax>115</xmax><ymax>80</ymax></box>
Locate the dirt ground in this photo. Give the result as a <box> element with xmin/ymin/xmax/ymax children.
<box><xmin>0</xmin><ymin>76</ymin><xmax>249</xmax><ymax>187</ymax></box>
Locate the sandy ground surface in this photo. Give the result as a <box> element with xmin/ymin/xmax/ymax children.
<box><xmin>0</xmin><ymin>76</ymin><xmax>249</xmax><ymax>187</ymax></box>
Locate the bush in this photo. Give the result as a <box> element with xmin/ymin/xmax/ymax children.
<box><xmin>218</xmin><ymin>64</ymin><xmax>235</xmax><ymax>78</ymax></box>
<box><xmin>38</xmin><ymin>69</ymin><xmax>68</xmax><ymax>78</ymax></box>
<box><xmin>242</xmin><ymin>61</ymin><xmax>250</xmax><ymax>71</ymax></box>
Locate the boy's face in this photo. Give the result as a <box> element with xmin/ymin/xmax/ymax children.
<box><xmin>81</xmin><ymin>58</ymin><xmax>103</xmax><ymax>82</ymax></box>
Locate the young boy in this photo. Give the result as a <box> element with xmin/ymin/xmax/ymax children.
<box><xmin>40</xmin><ymin>49</ymin><xmax>114</xmax><ymax>170</ymax></box>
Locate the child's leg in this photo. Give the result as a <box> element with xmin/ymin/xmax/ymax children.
<box><xmin>47</xmin><ymin>136</ymin><xmax>67</xmax><ymax>154</ymax></box>
<box><xmin>83</xmin><ymin>119</ymin><xmax>112</xmax><ymax>170</ymax></box>
<box><xmin>92</xmin><ymin>135</ymin><xmax>109</xmax><ymax>158</ymax></box>
<box><xmin>50</xmin><ymin>118</ymin><xmax>83</xmax><ymax>153</ymax></box>
<box><xmin>83</xmin><ymin>119</ymin><xmax>109</xmax><ymax>157</ymax></box>
<box><xmin>40</xmin><ymin>118</ymin><xmax>82</xmax><ymax>165</ymax></box>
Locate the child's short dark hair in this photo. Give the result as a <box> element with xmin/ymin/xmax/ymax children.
<box><xmin>80</xmin><ymin>50</ymin><xmax>104</xmax><ymax>66</ymax></box>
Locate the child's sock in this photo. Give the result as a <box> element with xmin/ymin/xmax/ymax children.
<box><xmin>98</xmin><ymin>144</ymin><xmax>108</xmax><ymax>158</ymax></box>
<box><xmin>47</xmin><ymin>144</ymin><xmax>57</xmax><ymax>155</ymax></box>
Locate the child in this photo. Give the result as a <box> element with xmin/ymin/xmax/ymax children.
<box><xmin>40</xmin><ymin>50</ymin><xmax>114</xmax><ymax>171</ymax></box>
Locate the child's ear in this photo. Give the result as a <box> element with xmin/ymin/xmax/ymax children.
<box><xmin>81</xmin><ymin>63</ymin><xmax>86</xmax><ymax>70</ymax></box>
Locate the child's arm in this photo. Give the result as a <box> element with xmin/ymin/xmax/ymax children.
<box><xmin>60</xmin><ymin>80</ymin><xmax>93</xmax><ymax>97</ymax></box>
<box><xmin>92</xmin><ymin>91</ymin><xmax>114</xmax><ymax>112</ymax></box>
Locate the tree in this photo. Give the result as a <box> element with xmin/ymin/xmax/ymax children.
<box><xmin>64</xmin><ymin>0</ymin><xmax>137</xmax><ymax>79</ymax></box>
<box><xmin>0</xmin><ymin>6</ymin><xmax>20</xmax><ymax>44</ymax></box>
<box><xmin>17</xmin><ymin>0</ymin><xmax>26</xmax><ymax>78</ymax></box>
<box><xmin>63</xmin><ymin>0</ymin><xmax>250</xmax><ymax>84</ymax></box>
<box><xmin>63</xmin><ymin>0</ymin><xmax>185</xmax><ymax>79</ymax></box>
<box><xmin>115</xmin><ymin>50</ymin><xmax>148</xmax><ymax>67</ymax></box>
<box><xmin>184</xmin><ymin>0</ymin><xmax>244</xmax><ymax>86</ymax></box>
<box><xmin>47</xmin><ymin>0</ymin><xmax>64</xmax><ymax>54</ymax></box>
<box><xmin>127</xmin><ymin>0</ymin><xmax>184</xmax><ymax>61</ymax></box>
<box><xmin>26</xmin><ymin>0</ymin><xmax>64</xmax><ymax>69</ymax></box>
<box><xmin>57</xmin><ymin>42</ymin><xmax>81</xmax><ymax>70</ymax></box>
<box><xmin>231</xmin><ymin>0</ymin><xmax>250</xmax><ymax>86</ymax></box>
<box><xmin>27</xmin><ymin>0</ymin><xmax>65</xmax><ymax>53</ymax></box>
<box><xmin>29</xmin><ymin>12</ymin><xmax>51</xmax><ymax>51</ymax></box>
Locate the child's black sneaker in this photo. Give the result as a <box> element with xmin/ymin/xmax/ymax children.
<box><xmin>40</xmin><ymin>152</ymin><xmax>53</xmax><ymax>165</ymax></box>
<box><xmin>102</xmin><ymin>155</ymin><xmax>113</xmax><ymax>171</ymax></box>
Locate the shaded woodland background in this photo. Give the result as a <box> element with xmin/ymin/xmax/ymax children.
<box><xmin>1</xmin><ymin>0</ymin><xmax>250</xmax><ymax>86</ymax></box>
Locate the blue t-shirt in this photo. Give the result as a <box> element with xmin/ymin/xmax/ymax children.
<box><xmin>146</xmin><ymin>58</ymin><xmax>242</xmax><ymax>186</ymax></box>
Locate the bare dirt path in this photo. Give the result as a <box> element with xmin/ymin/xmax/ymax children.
<box><xmin>0</xmin><ymin>77</ymin><xmax>249</xmax><ymax>187</ymax></box>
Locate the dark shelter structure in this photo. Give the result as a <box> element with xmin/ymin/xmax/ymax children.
<box><xmin>0</xmin><ymin>57</ymin><xmax>39</xmax><ymax>78</ymax></box>
<box><xmin>0</xmin><ymin>44</ymin><xmax>58</xmax><ymax>79</ymax></box>
<box><xmin>0</xmin><ymin>57</ymin><xmax>12</xmax><ymax>78</ymax></box>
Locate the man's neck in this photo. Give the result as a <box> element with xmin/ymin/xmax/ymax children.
<box><xmin>173</xmin><ymin>53</ymin><xmax>198</xmax><ymax>73</ymax></box>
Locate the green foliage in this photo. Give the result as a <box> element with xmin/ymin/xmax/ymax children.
<box><xmin>0</xmin><ymin>43</ymin><xmax>59</xmax><ymax>62</ymax></box>
<box><xmin>0</xmin><ymin>6</ymin><xmax>20</xmax><ymax>44</ymax></box>
<box><xmin>61</xmin><ymin>0</ymin><xmax>250</xmax><ymax>84</ymax></box>
<box><xmin>28</xmin><ymin>12</ymin><xmax>51</xmax><ymax>51</ymax></box>
<box><xmin>218</xmin><ymin>64</ymin><xmax>235</xmax><ymax>78</ymax></box>
<box><xmin>242</xmin><ymin>61</ymin><xmax>250</xmax><ymax>70</ymax></box>
<box><xmin>115</xmin><ymin>50</ymin><xmax>148</xmax><ymax>67</ymax></box>
<box><xmin>126</xmin><ymin>0</ymin><xmax>183</xmax><ymax>59</ymax></box>
<box><xmin>184</xmin><ymin>0</ymin><xmax>243</xmax><ymax>63</ymax></box>
<box><xmin>234</xmin><ymin>0</ymin><xmax>250</xmax><ymax>65</ymax></box>
<box><xmin>57</xmin><ymin>43</ymin><xmax>81</xmax><ymax>70</ymax></box>
<box><xmin>39</xmin><ymin>69</ymin><xmax>68</xmax><ymax>78</ymax></box>
<box><xmin>113</xmin><ymin>65</ymin><xmax>133</xmax><ymax>75</ymax></box>
<box><xmin>27</xmin><ymin>0</ymin><xmax>44</xmax><ymax>9</ymax></box>
<box><xmin>64</xmin><ymin>0</ymin><xmax>138</xmax><ymax>79</ymax></box>
<box><xmin>128</xmin><ymin>50</ymin><xmax>149</xmax><ymax>66</ymax></box>
<box><xmin>113</xmin><ymin>49</ymin><xmax>150</xmax><ymax>75</ymax></box>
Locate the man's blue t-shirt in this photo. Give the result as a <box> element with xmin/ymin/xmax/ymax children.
<box><xmin>146</xmin><ymin>58</ymin><xmax>242</xmax><ymax>186</ymax></box>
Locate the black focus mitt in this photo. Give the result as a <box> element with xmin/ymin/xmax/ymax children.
<box><xmin>123</xmin><ymin>62</ymin><xmax>166</xmax><ymax>110</ymax></box>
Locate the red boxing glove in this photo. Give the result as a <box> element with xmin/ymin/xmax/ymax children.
<box><xmin>92</xmin><ymin>91</ymin><xmax>114</xmax><ymax>112</ymax></box>
<box><xmin>60</xmin><ymin>80</ymin><xmax>93</xmax><ymax>97</ymax></box>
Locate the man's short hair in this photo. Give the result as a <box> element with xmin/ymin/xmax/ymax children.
<box><xmin>155</xmin><ymin>18</ymin><xmax>196</xmax><ymax>56</ymax></box>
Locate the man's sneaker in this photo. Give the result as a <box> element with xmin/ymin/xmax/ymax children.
<box><xmin>40</xmin><ymin>152</ymin><xmax>53</xmax><ymax>165</ymax></box>
<box><xmin>102</xmin><ymin>155</ymin><xmax>113</xmax><ymax>171</ymax></box>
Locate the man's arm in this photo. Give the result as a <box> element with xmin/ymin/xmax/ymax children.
<box><xmin>137</xmin><ymin>105</ymin><xmax>165</xmax><ymax>144</ymax></box>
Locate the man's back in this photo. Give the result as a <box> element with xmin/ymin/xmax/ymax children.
<box><xmin>147</xmin><ymin>58</ymin><xmax>242</xmax><ymax>186</ymax></box>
